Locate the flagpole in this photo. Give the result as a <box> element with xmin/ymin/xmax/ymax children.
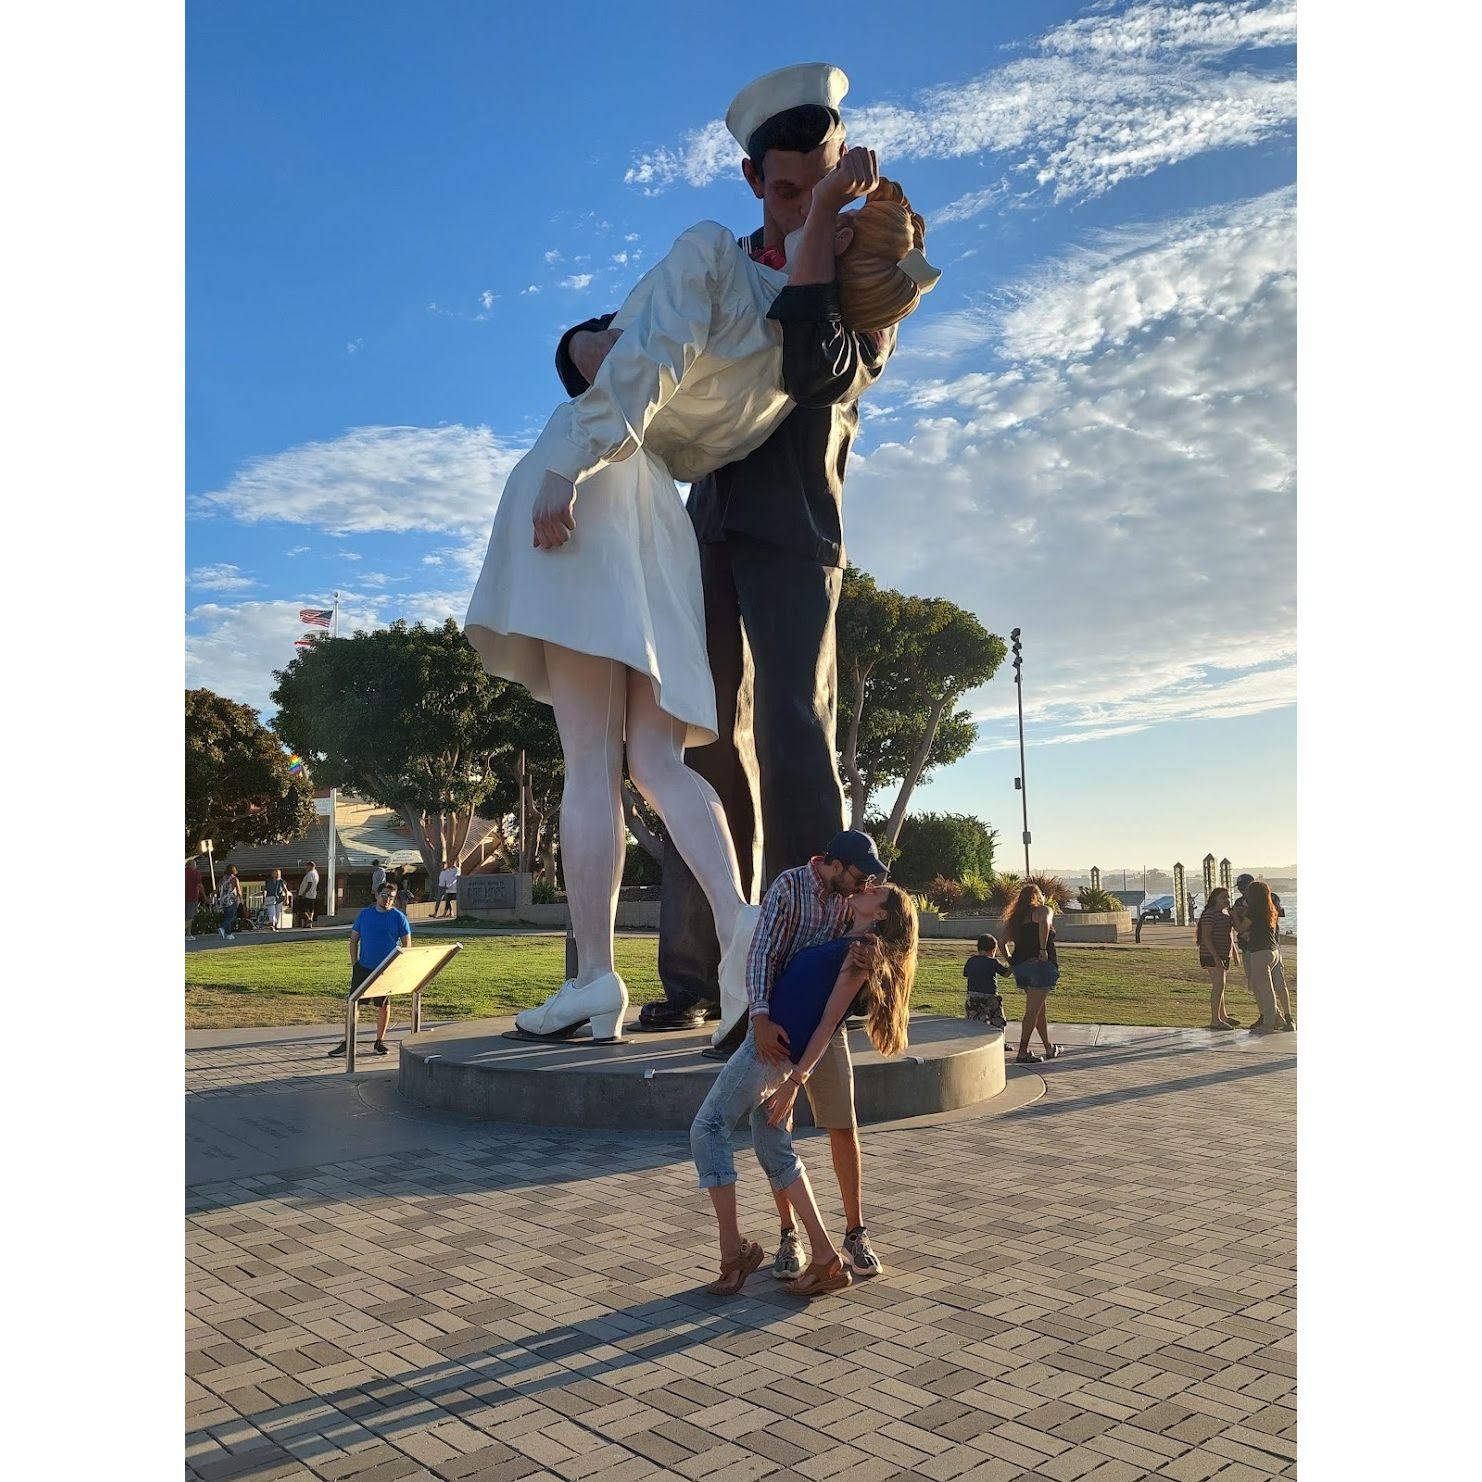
<box><xmin>328</xmin><ymin>591</ymin><xmax>340</xmax><ymax>922</ymax></box>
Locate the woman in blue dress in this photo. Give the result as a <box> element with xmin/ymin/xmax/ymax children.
<box><xmin>689</xmin><ymin>884</ymin><xmax>919</xmax><ymax>1298</ymax></box>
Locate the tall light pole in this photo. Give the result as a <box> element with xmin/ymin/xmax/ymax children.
<box><xmin>1010</xmin><ymin>628</ymin><xmax>1031</xmax><ymax>878</ymax></box>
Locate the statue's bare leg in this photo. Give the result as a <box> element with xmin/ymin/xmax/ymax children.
<box><xmin>625</xmin><ymin>670</ymin><xmax>758</xmax><ymax>1039</ymax></box>
<box><xmin>511</xmin><ymin>643</ymin><xmax>628</xmax><ymax>1042</ymax></box>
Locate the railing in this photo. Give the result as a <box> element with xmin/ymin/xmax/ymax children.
<box><xmin>345</xmin><ymin>941</ymin><xmax>463</xmax><ymax>1072</ymax></box>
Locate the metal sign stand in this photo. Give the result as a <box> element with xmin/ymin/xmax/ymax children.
<box><xmin>345</xmin><ymin>941</ymin><xmax>463</xmax><ymax>1073</ymax></box>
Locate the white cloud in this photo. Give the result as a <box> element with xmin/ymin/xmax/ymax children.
<box><xmin>480</xmin><ymin>289</ymin><xmax>496</xmax><ymax>310</ymax></box>
<box><xmin>346</xmin><ymin>338</ymin><xmax>363</xmax><ymax>354</ymax></box>
<box><xmin>559</xmin><ymin>273</ymin><xmax>594</xmax><ymax>291</ymax></box>
<box><xmin>521</xmin><ymin>284</ymin><xmax>540</xmax><ymax>295</ymax></box>
<box><xmin>191</xmin><ymin>424</ymin><xmax>529</xmax><ymax>536</ymax></box>
<box><xmin>844</xmin><ymin>187</ymin><xmax>1296</xmax><ymax>744</ymax></box>
<box><xmin>625</xmin><ymin>118</ymin><xmax>739</xmax><ymax>194</ymax></box>
<box><xmin>1039</xmin><ymin>0</ymin><xmax>1296</xmax><ymax>61</ymax></box>
<box><xmin>624</xmin><ymin>0</ymin><xmax>1293</xmax><ymax>202</ymax></box>
<box><xmin>188</xmin><ymin>563</ymin><xmax>258</xmax><ymax>593</ymax></box>
<box><xmin>543</xmin><ymin>248</ymin><xmax>563</xmax><ymax>264</ymax></box>
<box><xmin>930</xmin><ymin>183</ymin><xmax>1010</xmax><ymax>228</ymax></box>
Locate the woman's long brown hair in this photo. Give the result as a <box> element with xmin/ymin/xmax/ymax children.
<box><xmin>856</xmin><ymin>884</ymin><xmax>919</xmax><ymax>1057</ymax></box>
<box><xmin>1245</xmin><ymin>881</ymin><xmax>1279</xmax><ymax>933</ymax></box>
<box><xmin>1002</xmin><ymin>883</ymin><xmax>1045</xmax><ymax>952</ymax></box>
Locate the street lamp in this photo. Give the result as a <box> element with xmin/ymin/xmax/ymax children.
<box><xmin>1010</xmin><ymin>628</ymin><xmax>1031</xmax><ymax>878</ymax></box>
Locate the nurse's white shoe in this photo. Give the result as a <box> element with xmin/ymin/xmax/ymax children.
<box><xmin>513</xmin><ymin>971</ymin><xmax>629</xmax><ymax>1044</ymax></box>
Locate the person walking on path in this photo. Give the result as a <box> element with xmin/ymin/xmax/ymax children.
<box><xmin>1235</xmin><ymin>879</ymin><xmax>1293</xmax><ymax>1033</ymax></box>
<box><xmin>690</xmin><ymin>883</ymin><xmax>917</xmax><ymax>1298</ymax></box>
<box><xmin>1004</xmin><ymin>884</ymin><xmax>1061</xmax><ymax>1064</ymax></box>
<box><xmin>434</xmin><ymin>860</ymin><xmax>459</xmax><ymax>918</ymax></box>
<box><xmin>263</xmin><ymin>869</ymin><xmax>287</xmax><ymax>931</ymax></box>
<box><xmin>370</xmin><ymin>861</ymin><xmax>387</xmax><ymax>899</ymax></box>
<box><xmin>297</xmin><ymin>862</ymin><xmax>319</xmax><ymax>928</ymax></box>
<box><xmin>185</xmin><ymin>856</ymin><xmax>203</xmax><ymax>935</ymax></box>
<box><xmin>327</xmin><ymin>881</ymin><xmax>411</xmax><ymax>1058</ymax></box>
<box><xmin>216</xmin><ymin>866</ymin><xmax>243</xmax><ymax>940</ymax></box>
<box><xmin>963</xmin><ymin>934</ymin><xmax>1011</xmax><ymax>1028</ymax></box>
<box><xmin>1198</xmin><ymin>887</ymin><xmax>1241</xmax><ymax>1029</ymax></box>
<box><xmin>1234</xmin><ymin>873</ymin><xmax>1293</xmax><ymax>1029</ymax></box>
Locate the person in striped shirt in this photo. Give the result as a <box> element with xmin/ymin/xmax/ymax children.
<box><xmin>711</xmin><ymin>829</ymin><xmax>888</xmax><ymax>1280</ymax></box>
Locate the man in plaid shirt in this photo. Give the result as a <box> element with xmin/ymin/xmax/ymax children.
<box><xmin>717</xmin><ymin>828</ymin><xmax>889</xmax><ymax>1280</ymax></box>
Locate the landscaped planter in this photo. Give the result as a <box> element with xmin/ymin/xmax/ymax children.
<box><xmin>916</xmin><ymin>910</ymin><xmax>1132</xmax><ymax>943</ymax></box>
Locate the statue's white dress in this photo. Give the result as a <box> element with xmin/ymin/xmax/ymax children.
<box><xmin>465</xmin><ymin>221</ymin><xmax>792</xmax><ymax>745</ymax></box>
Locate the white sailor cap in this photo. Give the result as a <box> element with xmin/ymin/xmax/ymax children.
<box><xmin>725</xmin><ymin>63</ymin><xmax>849</xmax><ymax>153</ymax></box>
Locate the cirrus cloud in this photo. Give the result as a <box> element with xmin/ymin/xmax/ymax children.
<box><xmin>624</xmin><ymin>0</ymin><xmax>1294</xmax><ymax>204</ymax></box>
<box><xmin>190</xmin><ymin>424</ymin><xmax>528</xmax><ymax>537</ymax></box>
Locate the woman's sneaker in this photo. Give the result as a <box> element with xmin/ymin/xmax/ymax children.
<box><xmin>842</xmin><ymin>1226</ymin><xmax>883</xmax><ymax>1277</ymax></box>
<box><xmin>772</xmin><ymin>1227</ymin><xmax>803</xmax><ymax>1281</ymax></box>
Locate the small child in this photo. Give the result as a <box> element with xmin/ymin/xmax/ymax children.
<box><xmin>963</xmin><ymin>934</ymin><xmax>1011</xmax><ymax>1029</ymax></box>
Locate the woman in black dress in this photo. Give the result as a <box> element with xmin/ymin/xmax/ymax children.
<box><xmin>1003</xmin><ymin>884</ymin><xmax>1061</xmax><ymax>1064</ymax></box>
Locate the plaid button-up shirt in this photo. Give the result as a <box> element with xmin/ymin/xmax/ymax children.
<box><xmin>747</xmin><ymin>857</ymin><xmax>853</xmax><ymax>1018</ymax></box>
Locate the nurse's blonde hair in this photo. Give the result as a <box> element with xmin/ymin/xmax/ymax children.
<box><xmin>836</xmin><ymin>177</ymin><xmax>939</xmax><ymax>333</ymax></box>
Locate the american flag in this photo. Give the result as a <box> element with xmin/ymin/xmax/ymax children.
<box><xmin>293</xmin><ymin>636</ymin><xmax>316</xmax><ymax>650</ymax></box>
<box><xmin>298</xmin><ymin>607</ymin><xmax>333</xmax><ymax>627</ymax></box>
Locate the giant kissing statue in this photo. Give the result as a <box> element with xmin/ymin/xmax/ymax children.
<box><xmin>465</xmin><ymin>66</ymin><xmax>938</xmax><ymax>1048</ymax></box>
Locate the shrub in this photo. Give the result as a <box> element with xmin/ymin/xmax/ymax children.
<box><xmin>958</xmin><ymin>871</ymin><xmax>994</xmax><ymax>911</ymax></box>
<box><xmin>890</xmin><ymin>813</ymin><xmax>997</xmax><ymax>887</ymax></box>
<box><xmin>926</xmin><ymin>875</ymin><xmax>965</xmax><ymax>913</ymax></box>
<box><xmin>986</xmin><ymin>872</ymin><xmax>1021</xmax><ymax>915</ymax></box>
<box><xmin>531</xmin><ymin>878</ymin><xmax>558</xmax><ymax>905</ymax></box>
<box><xmin>623</xmin><ymin>841</ymin><xmax>662</xmax><ymax>888</ymax></box>
<box><xmin>191</xmin><ymin>904</ymin><xmax>224</xmax><ymax>935</ymax></box>
<box><xmin>1077</xmin><ymin>884</ymin><xmax>1119</xmax><ymax>913</ymax></box>
<box><xmin>986</xmin><ymin>871</ymin><xmax>1071</xmax><ymax>916</ymax></box>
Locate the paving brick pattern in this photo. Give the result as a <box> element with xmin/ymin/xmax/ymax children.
<box><xmin>187</xmin><ymin>1032</ymin><xmax>1296</xmax><ymax>1480</ymax></box>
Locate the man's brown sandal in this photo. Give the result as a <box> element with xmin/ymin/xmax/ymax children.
<box><xmin>704</xmin><ymin>1240</ymin><xmax>765</xmax><ymax>1296</ymax></box>
<box><xmin>787</xmin><ymin>1256</ymin><xmax>853</xmax><ymax>1298</ymax></box>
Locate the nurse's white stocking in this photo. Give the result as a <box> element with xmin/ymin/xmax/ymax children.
<box><xmin>545</xmin><ymin>643</ymin><xmax>627</xmax><ymax>988</ymax></box>
<box><xmin>624</xmin><ymin>669</ymin><xmax>746</xmax><ymax>952</ymax></box>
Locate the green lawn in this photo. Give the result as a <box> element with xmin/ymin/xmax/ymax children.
<box><xmin>186</xmin><ymin>932</ymin><xmax>1296</xmax><ymax>1031</ymax></box>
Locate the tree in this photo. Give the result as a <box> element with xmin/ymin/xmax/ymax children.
<box><xmin>837</xmin><ymin>570</ymin><xmax>1006</xmax><ymax>844</ymax></box>
<box><xmin>271</xmin><ymin>620</ymin><xmax>528</xmax><ymax>880</ymax></box>
<box><xmin>496</xmin><ymin>688</ymin><xmax>565</xmax><ymax>881</ymax></box>
<box><xmin>186</xmin><ymin>689</ymin><xmax>314</xmax><ymax>857</ymax></box>
<box><xmin>889</xmin><ymin>812</ymin><xmax>998</xmax><ymax>888</ymax></box>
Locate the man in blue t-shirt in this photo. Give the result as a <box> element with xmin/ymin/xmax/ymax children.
<box><xmin>328</xmin><ymin>881</ymin><xmax>411</xmax><ymax>1057</ymax></box>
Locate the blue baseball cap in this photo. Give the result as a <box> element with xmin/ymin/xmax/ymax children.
<box><xmin>825</xmin><ymin>829</ymin><xmax>888</xmax><ymax>879</ymax></box>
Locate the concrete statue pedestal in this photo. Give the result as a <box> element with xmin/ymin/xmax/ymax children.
<box><xmin>398</xmin><ymin>1013</ymin><xmax>1008</xmax><ymax>1131</ymax></box>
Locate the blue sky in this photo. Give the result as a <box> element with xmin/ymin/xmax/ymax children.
<box><xmin>186</xmin><ymin>0</ymin><xmax>1297</xmax><ymax>873</ymax></box>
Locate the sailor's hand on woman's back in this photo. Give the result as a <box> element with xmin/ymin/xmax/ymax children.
<box><xmin>532</xmin><ymin>470</ymin><xmax>578</xmax><ymax>549</ymax></box>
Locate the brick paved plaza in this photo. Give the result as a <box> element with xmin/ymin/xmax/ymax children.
<box><xmin>186</xmin><ymin>1025</ymin><xmax>1296</xmax><ymax>1481</ymax></box>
